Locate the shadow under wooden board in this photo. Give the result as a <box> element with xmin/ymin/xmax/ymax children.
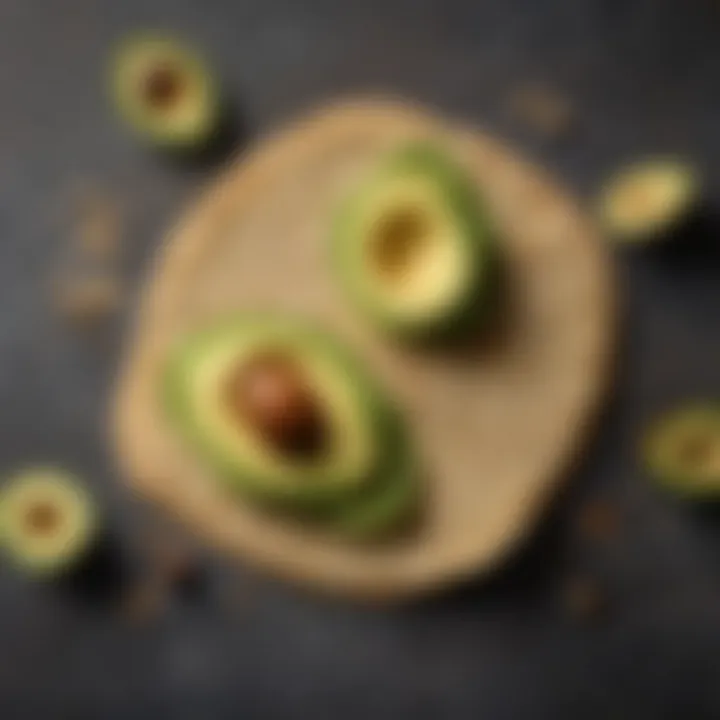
<box><xmin>111</xmin><ymin>97</ymin><xmax>616</xmax><ymax>603</ymax></box>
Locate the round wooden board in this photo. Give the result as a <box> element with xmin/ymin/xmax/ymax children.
<box><xmin>111</xmin><ymin>98</ymin><xmax>616</xmax><ymax>603</ymax></box>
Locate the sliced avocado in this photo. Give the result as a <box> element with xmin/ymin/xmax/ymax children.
<box><xmin>332</xmin><ymin>143</ymin><xmax>499</xmax><ymax>342</ymax></box>
<box><xmin>642</xmin><ymin>405</ymin><xmax>720</xmax><ymax>496</ymax></box>
<box><xmin>162</xmin><ymin>314</ymin><xmax>413</xmax><ymax>519</ymax></box>
<box><xmin>0</xmin><ymin>468</ymin><xmax>98</xmax><ymax>576</ymax></box>
<box><xmin>111</xmin><ymin>33</ymin><xmax>221</xmax><ymax>150</ymax></box>
<box><xmin>598</xmin><ymin>159</ymin><xmax>700</xmax><ymax>244</ymax></box>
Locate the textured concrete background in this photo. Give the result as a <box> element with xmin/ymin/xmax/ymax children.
<box><xmin>0</xmin><ymin>0</ymin><xmax>719</xmax><ymax>717</ymax></box>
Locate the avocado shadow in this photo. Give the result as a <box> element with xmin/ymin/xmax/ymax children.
<box><xmin>153</xmin><ymin>99</ymin><xmax>252</xmax><ymax>173</ymax></box>
<box><xmin>397</xmin><ymin>256</ymin><xmax>515</xmax><ymax>367</ymax></box>
<box><xmin>55</xmin><ymin>530</ymin><xmax>131</xmax><ymax>608</ymax></box>
<box><xmin>676</xmin><ymin>493</ymin><xmax>720</xmax><ymax>529</ymax></box>
<box><xmin>408</xmin><ymin>485</ymin><xmax>571</xmax><ymax>616</ymax></box>
<box><xmin>640</xmin><ymin>201</ymin><xmax>720</xmax><ymax>271</ymax></box>
<box><xmin>625</xmin><ymin>202</ymin><xmax>720</xmax><ymax>333</ymax></box>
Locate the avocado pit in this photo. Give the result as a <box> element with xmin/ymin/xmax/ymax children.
<box><xmin>142</xmin><ymin>64</ymin><xmax>184</xmax><ymax>112</ymax></box>
<box><xmin>227</xmin><ymin>351</ymin><xmax>329</xmax><ymax>461</ymax></box>
<box><xmin>674</xmin><ymin>432</ymin><xmax>720</xmax><ymax>475</ymax></box>
<box><xmin>24</xmin><ymin>501</ymin><xmax>62</xmax><ymax>537</ymax></box>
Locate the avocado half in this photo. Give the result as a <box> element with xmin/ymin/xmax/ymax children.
<box><xmin>332</xmin><ymin>143</ymin><xmax>500</xmax><ymax>342</ymax></box>
<box><xmin>598</xmin><ymin>159</ymin><xmax>700</xmax><ymax>244</ymax></box>
<box><xmin>0</xmin><ymin>468</ymin><xmax>99</xmax><ymax>576</ymax></box>
<box><xmin>642</xmin><ymin>404</ymin><xmax>720</xmax><ymax>497</ymax></box>
<box><xmin>111</xmin><ymin>33</ymin><xmax>221</xmax><ymax>151</ymax></box>
<box><xmin>162</xmin><ymin>314</ymin><xmax>418</xmax><ymax>538</ymax></box>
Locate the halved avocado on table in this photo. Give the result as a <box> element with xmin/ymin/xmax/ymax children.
<box><xmin>0</xmin><ymin>468</ymin><xmax>99</xmax><ymax>576</ymax></box>
<box><xmin>598</xmin><ymin>159</ymin><xmax>700</xmax><ymax>244</ymax></box>
<box><xmin>642</xmin><ymin>404</ymin><xmax>720</xmax><ymax>497</ymax></box>
<box><xmin>111</xmin><ymin>33</ymin><xmax>221</xmax><ymax>151</ymax></box>
<box><xmin>162</xmin><ymin>314</ymin><xmax>418</xmax><ymax>536</ymax></box>
<box><xmin>332</xmin><ymin>143</ymin><xmax>500</xmax><ymax>342</ymax></box>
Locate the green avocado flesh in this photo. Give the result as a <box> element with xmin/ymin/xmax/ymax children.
<box><xmin>163</xmin><ymin>315</ymin><xmax>418</xmax><ymax>537</ymax></box>
<box><xmin>332</xmin><ymin>143</ymin><xmax>499</xmax><ymax>341</ymax></box>
<box><xmin>0</xmin><ymin>469</ymin><xmax>98</xmax><ymax>575</ymax></box>
<box><xmin>643</xmin><ymin>405</ymin><xmax>720</xmax><ymax>496</ymax></box>
<box><xmin>322</xmin><ymin>408</ymin><xmax>418</xmax><ymax>539</ymax></box>
<box><xmin>598</xmin><ymin>160</ymin><xmax>699</xmax><ymax>244</ymax></box>
<box><xmin>112</xmin><ymin>34</ymin><xmax>220</xmax><ymax>149</ymax></box>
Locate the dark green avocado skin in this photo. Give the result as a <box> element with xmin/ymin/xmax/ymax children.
<box><xmin>305</xmin><ymin>401</ymin><xmax>419</xmax><ymax>540</ymax></box>
<box><xmin>332</xmin><ymin>143</ymin><xmax>503</xmax><ymax>345</ymax></box>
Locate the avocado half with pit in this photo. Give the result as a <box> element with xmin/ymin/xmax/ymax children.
<box><xmin>111</xmin><ymin>33</ymin><xmax>221</xmax><ymax>151</ymax></box>
<box><xmin>332</xmin><ymin>143</ymin><xmax>499</xmax><ymax>342</ymax></box>
<box><xmin>0</xmin><ymin>468</ymin><xmax>99</xmax><ymax>576</ymax></box>
<box><xmin>598</xmin><ymin>159</ymin><xmax>700</xmax><ymax>244</ymax></box>
<box><xmin>162</xmin><ymin>315</ymin><xmax>418</xmax><ymax>538</ymax></box>
<box><xmin>643</xmin><ymin>404</ymin><xmax>720</xmax><ymax>497</ymax></box>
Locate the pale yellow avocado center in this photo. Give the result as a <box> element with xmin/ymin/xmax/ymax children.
<box><xmin>370</xmin><ymin>207</ymin><xmax>430</xmax><ymax>281</ymax></box>
<box><xmin>361</xmin><ymin>180</ymin><xmax>469</xmax><ymax>317</ymax></box>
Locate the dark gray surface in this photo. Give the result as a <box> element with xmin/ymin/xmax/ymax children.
<box><xmin>0</xmin><ymin>0</ymin><xmax>719</xmax><ymax>717</ymax></box>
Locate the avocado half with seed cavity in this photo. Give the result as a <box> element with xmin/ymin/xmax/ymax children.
<box><xmin>162</xmin><ymin>315</ymin><xmax>418</xmax><ymax>537</ymax></box>
<box><xmin>0</xmin><ymin>468</ymin><xmax>98</xmax><ymax>576</ymax></box>
<box><xmin>598</xmin><ymin>159</ymin><xmax>700</xmax><ymax>244</ymax></box>
<box><xmin>643</xmin><ymin>405</ymin><xmax>720</xmax><ymax>497</ymax></box>
<box><xmin>332</xmin><ymin>143</ymin><xmax>499</xmax><ymax>341</ymax></box>
<box><xmin>111</xmin><ymin>33</ymin><xmax>221</xmax><ymax>150</ymax></box>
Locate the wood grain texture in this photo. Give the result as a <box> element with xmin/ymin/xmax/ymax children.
<box><xmin>111</xmin><ymin>97</ymin><xmax>616</xmax><ymax>602</ymax></box>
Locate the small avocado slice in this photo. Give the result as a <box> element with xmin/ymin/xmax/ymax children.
<box><xmin>162</xmin><ymin>314</ymin><xmax>414</xmax><ymax>519</ymax></box>
<box><xmin>598</xmin><ymin>159</ymin><xmax>699</xmax><ymax>244</ymax></box>
<box><xmin>111</xmin><ymin>33</ymin><xmax>221</xmax><ymax>150</ymax></box>
<box><xmin>332</xmin><ymin>143</ymin><xmax>500</xmax><ymax>342</ymax></box>
<box><xmin>0</xmin><ymin>468</ymin><xmax>98</xmax><ymax>576</ymax></box>
<box><xmin>642</xmin><ymin>405</ymin><xmax>720</xmax><ymax>496</ymax></box>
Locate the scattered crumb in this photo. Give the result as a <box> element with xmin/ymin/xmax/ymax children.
<box><xmin>50</xmin><ymin>182</ymin><xmax>126</xmax><ymax>331</ymax></box>
<box><xmin>55</xmin><ymin>183</ymin><xmax>124</xmax><ymax>262</ymax></box>
<box><xmin>506</xmin><ymin>82</ymin><xmax>576</xmax><ymax>139</ymax></box>
<box><xmin>158</xmin><ymin>546</ymin><xmax>204</xmax><ymax>595</ymax></box>
<box><xmin>51</xmin><ymin>182</ymin><xmax>124</xmax><ymax>265</ymax></box>
<box><xmin>52</xmin><ymin>273</ymin><xmax>124</xmax><ymax>327</ymax></box>
<box><xmin>217</xmin><ymin>573</ymin><xmax>255</xmax><ymax>617</ymax></box>
<box><xmin>560</xmin><ymin>574</ymin><xmax>607</xmax><ymax>623</ymax></box>
<box><xmin>118</xmin><ymin>531</ymin><xmax>207</xmax><ymax>623</ymax></box>
<box><xmin>118</xmin><ymin>576</ymin><xmax>167</xmax><ymax>626</ymax></box>
<box><xmin>575</xmin><ymin>499</ymin><xmax>621</xmax><ymax>543</ymax></box>
<box><xmin>145</xmin><ymin>529</ymin><xmax>206</xmax><ymax>598</ymax></box>
<box><xmin>75</xmin><ymin>190</ymin><xmax>123</xmax><ymax>261</ymax></box>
